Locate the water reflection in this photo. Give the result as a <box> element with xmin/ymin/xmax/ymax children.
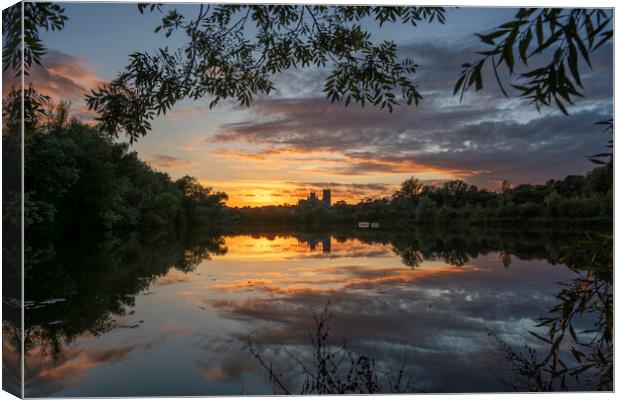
<box><xmin>493</xmin><ymin>234</ymin><xmax>612</xmax><ymax>391</ymax></box>
<box><xmin>12</xmin><ymin>227</ymin><xmax>613</xmax><ymax>395</ymax></box>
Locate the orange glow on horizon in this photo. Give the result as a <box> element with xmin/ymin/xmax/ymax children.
<box><xmin>151</xmin><ymin>136</ymin><xmax>480</xmax><ymax>207</ymax></box>
<box><xmin>201</xmin><ymin>180</ymin><xmax>391</xmax><ymax>207</ymax></box>
<box><xmin>195</xmin><ymin>234</ymin><xmax>482</xmax><ymax>295</ymax></box>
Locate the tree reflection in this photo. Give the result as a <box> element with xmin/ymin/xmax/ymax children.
<box><xmin>15</xmin><ymin>228</ymin><xmax>227</xmax><ymax>368</ymax></box>
<box><xmin>11</xmin><ymin>225</ymin><xmax>612</xmax><ymax>394</ymax></box>
<box><xmin>239</xmin><ymin>227</ymin><xmax>612</xmax><ymax>393</ymax></box>
<box><xmin>493</xmin><ymin>234</ymin><xmax>612</xmax><ymax>391</ymax></box>
<box><xmin>239</xmin><ymin>226</ymin><xmax>594</xmax><ymax>269</ymax></box>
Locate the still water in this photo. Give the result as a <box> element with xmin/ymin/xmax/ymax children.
<box><xmin>6</xmin><ymin>227</ymin><xmax>613</xmax><ymax>396</ymax></box>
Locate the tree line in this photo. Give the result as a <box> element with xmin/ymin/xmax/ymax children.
<box><xmin>3</xmin><ymin>98</ymin><xmax>232</xmax><ymax>237</ymax></box>
<box><xmin>6</xmin><ymin>93</ymin><xmax>610</xmax><ymax>235</ymax></box>
<box><xmin>2</xmin><ymin>3</ymin><xmax>612</xmax><ymax>235</ymax></box>
<box><xmin>233</xmin><ymin>168</ymin><xmax>612</xmax><ymax>228</ymax></box>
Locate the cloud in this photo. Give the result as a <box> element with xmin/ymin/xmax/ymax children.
<box><xmin>205</xmin><ymin>253</ymin><xmax>578</xmax><ymax>392</ymax></box>
<box><xmin>147</xmin><ymin>154</ymin><xmax>197</xmax><ymax>169</ymax></box>
<box><xmin>160</xmin><ymin>321</ymin><xmax>200</xmax><ymax>336</ymax></box>
<box><xmin>3</xmin><ymin>50</ymin><xmax>103</xmax><ymax>99</ymax></box>
<box><xmin>288</xmin><ymin>182</ymin><xmax>391</xmax><ymax>191</ymax></box>
<box><xmin>167</xmin><ymin>105</ymin><xmax>205</xmax><ymax>119</ymax></box>
<box><xmin>25</xmin><ymin>341</ymin><xmax>156</xmax><ymax>397</ymax></box>
<box><xmin>155</xmin><ymin>269</ymin><xmax>198</xmax><ymax>286</ymax></box>
<box><xmin>199</xmin><ymin>359</ymin><xmax>257</xmax><ymax>382</ymax></box>
<box><xmin>3</xmin><ymin>49</ymin><xmax>105</xmax><ymax>121</ymax></box>
<box><xmin>204</xmin><ymin>36</ymin><xmax>612</xmax><ymax>188</ymax></box>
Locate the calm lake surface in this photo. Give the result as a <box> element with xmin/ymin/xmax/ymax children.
<box><xmin>6</xmin><ymin>227</ymin><xmax>612</xmax><ymax>396</ymax></box>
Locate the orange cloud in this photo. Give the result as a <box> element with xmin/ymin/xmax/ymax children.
<box><xmin>212</xmin><ymin>148</ymin><xmax>346</xmax><ymax>164</ymax></box>
<box><xmin>25</xmin><ymin>340</ymin><xmax>156</xmax><ymax>396</ymax></box>
<box><xmin>160</xmin><ymin>321</ymin><xmax>199</xmax><ymax>336</ymax></box>
<box><xmin>211</xmin><ymin>147</ymin><xmax>475</xmax><ymax>179</ymax></box>
<box><xmin>3</xmin><ymin>49</ymin><xmax>105</xmax><ymax>121</ymax></box>
<box><xmin>147</xmin><ymin>154</ymin><xmax>198</xmax><ymax>169</ymax></box>
<box><xmin>4</xmin><ymin>50</ymin><xmax>103</xmax><ymax>98</ymax></box>
<box><xmin>167</xmin><ymin>105</ymin><xmax>204</xmax><ymax>119</ymax></box>
<box><xmin>208</xmin><ymin>264</ymin><xmax>477</xmax><ymax>296</ymax></box>
<box><xmin>199</xmin><ymin>359</ymin><xmax>256</xmax><ymax>382</ymax></box>
<box><xmin>155</xmin><ymin>269</ymin><xmax>198</xmax><ymax>286</ymax></box>
<box><xmin>197</xmin><ymin>235</ymin><xmax>481</xmax><ymax>297</ymax></box>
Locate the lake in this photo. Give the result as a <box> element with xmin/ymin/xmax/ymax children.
<box><xmin>5</xmin><ymin>227</ymin><xmax>613</xmax><ymax>396</ymax></box>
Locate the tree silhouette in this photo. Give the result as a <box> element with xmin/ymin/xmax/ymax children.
<box><xmin>455</xmin><ymin>8</ymin><xmax>613</xmax><ymax>114</ymax></box>
<box><xmin>85</xmin><ymin>5</ymin><xmax>447</xmax><ymax>142</ymax></box>
<box><xmin>3</xmin><ymin>5</ymin><xmax>612</xmax><ymax>144</ymax></box>
<box><xmin>2</xmin><ymin>2</ymin><xmax>67</xmax><ymax>75</ymax></box>
<box><xmin>393</xmin><ymin>177</ymin><xmax>424</xmax><ymax>200</ymax></box>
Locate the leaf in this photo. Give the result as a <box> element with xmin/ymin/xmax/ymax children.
<box><xmin>569</xmin><ymin>324</ymin><xmax>578</xmax><ymax>342</ymax></box>
<box><xmin>574</xmin><ymin>34</ymin><xmax>592</xmax><ymax>68</ymax></box>
<box><xmin>474</xmin><ymin>68</ymin><xmax>483</xmax><ymax>90</ymax></box>
<box><xmin>536</xmin><ymin>16</ymin><xmax>544</xmax><ymax>47</ymax></box>
<box><xmin>592</xmin><ymin>30</ymin><xmax>613</xmax><ymax>51</ymax></box>
<box><xmin>519</xmin><ymin>28</ymin><xmax>532</xmax><ymax>64</ymax></box>
<box><xmin>453</xmin><ymin>74</ymin><xmax>466</xmax><ymax>96</ymax></box>
<box><xmin>533</xmin><ymin>30</ymin><xmax>562</xmax><ymax>54</ymax></box>
<box><xmin>492</xmin><ymin>57</ymin><xmax>508</xmax><ymax>97</ymax></box>
<box><xmin>570</xmin><ymin>347</ymin><xmax>584</xmax><ymax>363</ymax></box>
<box><xmin>567</xmin><ymin>42</ymin><xmax>582</xmax><ymax>87</ymax></box>
<box><xmin>516</xmin><ymin>8</ymin><xmax>536</xmax><ymax>19</ymax></box>
<box><xmin>522</xmin><ymin>67</ymin><xmax>547</xmax><ymax>78</ymax></box>
<box><xmin>475</xmin><ymin>30</ymin><xmax>509</xmax><ymax>45</ymax></box>
<box><xmin>527</xmin><ymin>330</ymin><xmax>552</xmax><ymax>344</ymax></box>
<box><xmin>555</xmin><ymin>96</ymin><xmax>568</xmax><ymax>115</ymax></box>
<box><xmin>499</xmin><ymin>20</ymin><xmax>525</xmax><ymax>29</ymax></box>
<box><xmin>585</xmin><ymin>16</ymin><xmax>595</xmax><ymax>48</ymax></box>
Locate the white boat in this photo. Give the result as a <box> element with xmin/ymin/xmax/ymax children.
<box><xmin>358</xmin><ymin>222</ymin><xmax>370</xmax><ymax>228</ymax></box>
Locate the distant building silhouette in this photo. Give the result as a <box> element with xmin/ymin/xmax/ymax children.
<box><xmin>322</xmin><ymin>236</ymin><xmax>331</xmax><ymax>254</ymax></box>
<box><xmin>298</xmin><ymin>188</ymin><xmax>332</xmax><ymax>207</ymax></box>
<box><xmin>322</xmin><ymin>189</ymin><xmax>331</xmax><ymax>207</ymax></box>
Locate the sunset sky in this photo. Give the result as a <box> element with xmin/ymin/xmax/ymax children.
<box><xmin>18</xmin><ymin>3</ymin><xmax>614</xmax><ymax>207</ymax></box>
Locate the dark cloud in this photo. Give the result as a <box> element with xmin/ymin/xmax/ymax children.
<box><xmin>210</xmin><ymin>39</ymin><xmax>612</xmax><ymax>188</ymax></box>
<box><xmin>402</xmin><ymin>38</ymin><xmax>613</xmax><ymax>100</ymax></box>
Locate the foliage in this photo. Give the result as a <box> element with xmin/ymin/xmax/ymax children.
<box><xmin>393</xmin><ymin>177</ymin><xmax>424</xmax><ymax>200</ymax></box>
<box><xmin>492</xmin><ymin>234</ymin><xmax>612</xmax><ymax>391</ymax></box>
<box><xmin>233</xmin><ymin>169</ymin><xmax>611</xmax><ymax>228</ymax></box>
<box><xmin>414</xmin><ymin>196</ymin><xmax>437</xmax><ymax>223</ymax></box>
<box><xmin>3</xmin><ymin>85</ymin><xmax>50</xmax><ymax>132</ymax></box>
<box><xmin>2</xmin><ymin>1</ymin><xmax>67</xmax><ymax>75</ymax></box>
<box><xmin>86</xmin><ymin>5</ymin><xmax>446</xmax><ymax>142</ymax></box>
<box><xmin>588</xmin><ymin>119</ymin><xmax>613</xmax><ymax>165</ymax></box>
<box><xmin>455</xmin><ymin>8</ymin><xmax>613</xmax><ymax>114</ymax></box>
<box><xmin>22</xmin><ymin>99</ymin><xmax>232</xmax><ymax>234</ymax></box>
<box><xmin>21</xmin><ymin>228</ymin><xmax>228</xmax><ymax>364</ymax></box>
